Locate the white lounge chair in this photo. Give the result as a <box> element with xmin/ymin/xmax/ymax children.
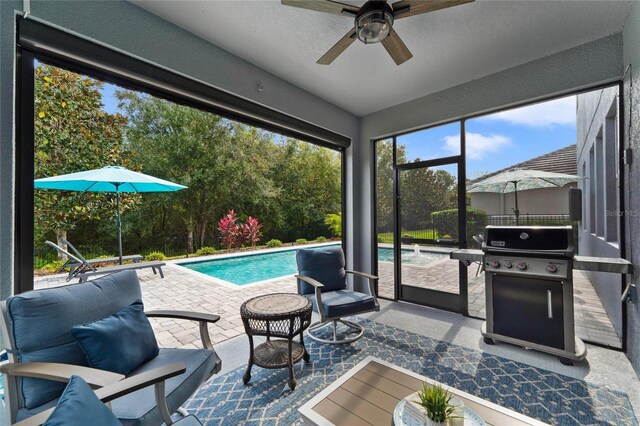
<box><xmin>45</xmin><ymin>240</ymin><xmax>165</xmax><ymax>282</ymax></box>
<box><xmin>54</xmin><ymin>238</ymin><xmax>143</xmax><ymax>277</ymax></box>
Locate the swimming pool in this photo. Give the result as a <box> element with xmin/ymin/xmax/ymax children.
<box><xmin>180</xmin><ymin>245</ymin><xmax>447</xmax><ymax>286</ymax></box>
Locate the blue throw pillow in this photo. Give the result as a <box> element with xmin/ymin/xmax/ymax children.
<box><xmin>43</xmin><ymin>375</ymin><xmax>120</xmax><ymax>426</ymax></box>
<box><xmin>71</xmin><ymin>301</ymin><xmax>159</xmax><ymax>375</ymax></box>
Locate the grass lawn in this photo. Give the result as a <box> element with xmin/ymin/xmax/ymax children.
<box><xmin>377</xmin><ymin>229</ymin><xmax>439</xmax><ymax>243</ymax></box>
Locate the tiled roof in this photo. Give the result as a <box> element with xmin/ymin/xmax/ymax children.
<box><xmin>469</xmin><ymin>144</ymin><xmax>577</xmax><ymax>184</ymax></box>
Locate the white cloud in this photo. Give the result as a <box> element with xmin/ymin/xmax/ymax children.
<box><xmin>481</xmin><ymin>96</ymin><xmax>576</xmax><ymax>127</ymax></box>
<box><xmin>443</xmin><ymin>133</ymin><xmax>511</xmax><ymax>160</ymax></box>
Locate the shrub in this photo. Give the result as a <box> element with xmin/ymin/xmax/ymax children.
<box><xmin>324</xmin><ymin>213</ymin><xmax>342</xmax><ymax>237</ymax></box>
<box><xmin>431</xmin><ymin>208</ymin><xmax>487</xmax><ymax>241</ymax></box>
<box><xmin>315</xmin><ymin>236</ymin><xmax>327</xmax><ymax>242</ymax></box>
<box><xmin>218</xmin><ymin>209</ymin><xmax>241</xmax><ymax>249</ymax></box>
<box><xmin>295</xmin><ymin>238</ymin><xmax>308</xmax><ymax>244</ymax></box>
<box><xmin>196</xmin><ymin>246</ymin><xmax>216</xmax><ymax>256</ymax></box>
<box><xmin>266</xmin><ymin>239</ymin><xmax>283</xmax><ymax>247</ymax></box>
<box><xmin>40</xmin><ymin>260</ymin><xmax>65</xmax><ymax>274</ymax></box>
<box><xmin>241</xmin><ymin>216</ymin><xmax>263</xmax><ymax>246</ymax></box>
<box><xmin>146</xmin><ymin>251</ymin><xmax>167</xmax><ymax>261</ymax></box>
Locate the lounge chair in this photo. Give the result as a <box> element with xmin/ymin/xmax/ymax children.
<box><xmin>45</xmin><ymin>240</ymin><xmax>165</xmax><ymax>282</ymax></box>
<box><xmin>53</xmin><ymin>238</ymin><xmax>143</xmax><ymax>276</ymax></box>
<box><xmin>295</xmin><ymin>245</ymin><xmax>380</xmax><ymax>344</ymax></box>
<box><xmin>1</xmin><ymin>270</ymin><xmax>221</xmax><ymax>425</ymax></box>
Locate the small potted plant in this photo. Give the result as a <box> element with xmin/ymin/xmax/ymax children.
<box><xmin>416</xmin><ymin>383</ymin><xmax>458</xmax><ymax>426</ymax></box>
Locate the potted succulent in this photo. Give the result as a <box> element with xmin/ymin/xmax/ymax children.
<box><xmin>416</xmin><ymin>383</ymin><xmax>459</xmax><ymax>426</ymax></box>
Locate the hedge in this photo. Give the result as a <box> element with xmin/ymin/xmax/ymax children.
<box><xmin>431</xmin><ymin>208</ymin><xmax>488</xmax><ymax>241</ymax></box>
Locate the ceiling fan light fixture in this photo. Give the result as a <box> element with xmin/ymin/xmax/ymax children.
<box><xmin>355</xmin><ymin>3</ymin><xmax>393</xmax><ymax>44</ymax></box>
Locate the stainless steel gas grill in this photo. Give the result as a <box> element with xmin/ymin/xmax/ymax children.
<box><xmin>452</xmin><ymin>226</ymin><xmax>633</xmax><ymax>365</ymax></box>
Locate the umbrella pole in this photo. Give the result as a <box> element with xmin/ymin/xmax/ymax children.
<box><xmin>116</xmin><ymin>190</ymin><xmax>123</xmax><ymax>265</ymax></box>
<box><xmin>513</xmin><ymin>181</ymin><xmax>520</xmax><ymax>225</ymax></box>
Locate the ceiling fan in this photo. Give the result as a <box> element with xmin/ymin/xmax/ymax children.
<box><xmin>281</xmin><ymin>0</ymin><xmax>474</xmax><ymax>66</ymax></box>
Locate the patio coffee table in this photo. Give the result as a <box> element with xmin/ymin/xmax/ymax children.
<box><xmin>298</xmin><ymin>356</ymin><xmax>549</xmax><ymax>426</ymax></box>
<box><xmin>240</xmin><ymin>293</ymin><xmax>312</xmax><ymax>390</ymax></box>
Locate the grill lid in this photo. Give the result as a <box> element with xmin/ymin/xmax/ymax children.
<box><xmin>483</xmin><ymin>226</ymin><xmax>574</xmax><ymax>256</ymax></box>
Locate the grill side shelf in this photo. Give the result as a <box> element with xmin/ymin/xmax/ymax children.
<box><xmin>573</xmin><ymin>256</ymin><xmax>634</xmax><ymax>274</ymax></box>
<box><xmin>450</xmin><ymin>249</ymin><xmax>483</xmax><ymax>263</ymax></box>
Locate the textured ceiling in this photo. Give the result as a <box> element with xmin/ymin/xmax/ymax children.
<box><xmin>132</xmin><ymin>0</ymin><xmax>632</xmax><ymax>116</ymax></box>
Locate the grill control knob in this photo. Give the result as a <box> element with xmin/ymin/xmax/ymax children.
<box><xmin>546</xmin><ymin>264</ymin><xmax>558</xmax><ymax>273</ymax></box>
<box><xmin>490</xmin><ymin>260</ymin><xmax>500</xmax><ymax>268</ymax></box>
<box><xmin>517</xmin><ymin>262</ymin><xmax>528</xmax><ymax>271</ymax></box>
<box><xmin>503</xmin><ymin>261</ymin><xmax>513</xmax><ymax>269</ymax></box>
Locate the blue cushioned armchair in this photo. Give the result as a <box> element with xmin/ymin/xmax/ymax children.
<box><xmin>295</xmin><ymin>246</ymin><xmax>379</xmax><ymax>344</ymax></box>
<box><xmin>0</xmin><ymin>270</ymin><xmax>222</xmax><ymax>426</ymax></box>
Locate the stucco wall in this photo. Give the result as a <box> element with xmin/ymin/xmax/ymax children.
<box><xmin>356</xmin><ymin>34</ymin><xmax>623</xmax><ymax>274</ymax></box>
<box><xmin>0</xmin><ymin>0</ymin><xmax>360</xmax><ymax>299</ymax></box>
<box><xmin>623</xmin><ymin>0</ymin><xmax>640</xmax><ymax>375</ymax></box>
<box><xmin>576</xmin><ymin>86</ymin><xmax>623</xmax><ymax>338</ymax></box>
<box><xmin>470</xmin><ymin>185</ymin><xmax>575</xmax><ymax>216</ymax></box>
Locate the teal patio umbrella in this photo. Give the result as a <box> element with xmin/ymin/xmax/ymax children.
<box><xmin>35</xmin><ymin>166</ymin><xmax>187</xmax><ymax>264</ymax></box>
<box><xmin>467</xmin><ymin>168</ymin><xmax>578</xmax><ymax>225</ymax></box>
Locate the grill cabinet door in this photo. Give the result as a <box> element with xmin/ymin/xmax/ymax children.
<box><xmin>492</xmin><ymin>275</ymin><xmax>565</xmax><ymax>349</ymax></box>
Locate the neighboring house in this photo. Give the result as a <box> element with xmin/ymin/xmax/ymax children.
<box><xmin>469</xmin><ymin>144</ymin><xmax>577</xmax><ymax>216</ymax></box>
<box><xmin>576</xmin><ymin>87</ymin><xmax>622</xmax><ymax>339</ymax></box>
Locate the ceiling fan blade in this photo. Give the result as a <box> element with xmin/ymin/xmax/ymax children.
<box><xmin>317</xmin><ymin>28</ymin><xmax>358</xmax><ymax>65</ymax></box>
<box><xmin>281</xmin><ymin>0</ymin><xmax>360</xmax><ymax>17</ymax></box>
<box><xmin>392</xmin><ymin>0</ymin><xmax>474</xmax><ymax>19</ymax></box>
<box><xmin>381</xmin><ymin>28</ymin><xmax>413</xmax><ymax>65</ymax></box>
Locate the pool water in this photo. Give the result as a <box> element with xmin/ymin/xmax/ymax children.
<box><xmin>378</xmin><ymin>247</ymin><xmax>448</xmax><ymax>265</ymax></box>
<box><xmin>182</xmin><ymin>245</ymin><xmax>447</xmax><ymax>285</ymax></box>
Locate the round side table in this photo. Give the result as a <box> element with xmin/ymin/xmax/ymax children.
<box><xmin>240</xmin><ymin>293</ymin><xmax>312</xmax><ymax>390</ymax></box>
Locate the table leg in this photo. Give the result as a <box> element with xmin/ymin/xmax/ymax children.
<box><xmin>300</xmin><ymin>330</ymin><xmax>310</xmax><ymax>362</ymax></box>
<box><xmin>243</xmin><ymin>334</ymin><xmax>254</xmax><ymax>385</ymax></box>
<box><xmin>287</xmin><ymin>339</ymin><xmax>296</xmax><ymax>390</ymax></box>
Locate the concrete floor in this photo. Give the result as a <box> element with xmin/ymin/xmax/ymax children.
<box><xmin>214</xmin><ymin>299</ymin><xmax>640</xmax><ymax>420</ymax></box>
<box><xmin>376</xmin><ymin>258</ymin><xmax>622</xmax><ymax>348</ymax></box>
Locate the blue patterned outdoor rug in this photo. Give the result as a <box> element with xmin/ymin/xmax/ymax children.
<box><xmin>184</xmin><ymin>318</ymin><xmax>636</xmax><ymax>425</ymax></box>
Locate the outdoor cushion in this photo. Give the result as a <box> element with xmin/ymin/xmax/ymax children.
<box><xmin>43</xmin><ymin>375</ymin><xmax>120</xmax><ymax>426</ymax></box>
<box><xmin>5</xmin><ymin>270</ymin><xmax>142</xmax><ymax>409</ymax></box>
<box><xmin>296</xmin><ymin>246</ymin><xmax>347</xmax><ymax>294</ymax></box>
<box><xmin>15</xmin><ymin>348</ymin><xmax>221</xmax><ymax>424</ymax></box>
<box><xmin>304</xmin><ymin>289</ymin><xmax>376</xmax><ymax>318</ymax></box>
<box><xmin>111</xmin><ymin>348</ymin><xmax>221</xmax><ymax>426</ymax></box>
<box><xmin>72</xmin><ymin>301</ymin><xmax>159</xmax><ymax>375</ymax></box>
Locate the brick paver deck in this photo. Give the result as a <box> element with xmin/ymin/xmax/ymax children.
<box><xmin>35</xmin><ymin>264</ymin><xmax>297</xmax><ymax>349</ymax></box>
<box><xmin>376</xmin><ymin>257</ymin><xmax>621</xmax><ymax>348</ymax></box>
<box><xmin>34</xmin><ymin>253</ymin><xmax>621</xmax><ymax>349</ymax></box>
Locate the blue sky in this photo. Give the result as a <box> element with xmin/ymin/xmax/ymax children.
<box><xmin>396</xmin><ymin>96</ymin><xmax>576</xmax><ymax>178</ymax></box>
<box><xmin>100</xmin><ymin>82</ymin><xmax>576</xmax><ymax>178</ymax></box>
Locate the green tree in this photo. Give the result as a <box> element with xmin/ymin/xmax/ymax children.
<box><xmin>270</xmin><ymin>138</ymin><xmax>342</xmax><ymax>241</ymax></box>
<box><xmin>118</xmin><ymin>93</ymin><xmax>278</xmax><ymax>252</ymax></box>
<box><xmin>34</xmin><ymin>64</ymin><xmax>131</xmax><ymax>258</ymax></box>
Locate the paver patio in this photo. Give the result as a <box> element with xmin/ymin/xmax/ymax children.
<box><xmin>34</xmin><ymin>251</ymin><xmax>621</xmax><ymax>350</ymax></box>
<box><xmin>35</xmin><ymin>264</ymin><xmax>298</xmax><ymax>349</ymax></box>
<box><xmin>376</xmin><ymin>256</ymin><xmax>622</xmax><ymax>348</ymax></box>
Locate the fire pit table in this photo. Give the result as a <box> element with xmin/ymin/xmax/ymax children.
<box><xmin>240</xmin><ymin>293</ymin><xmax>312</xmax><ymax>389</ymax></box>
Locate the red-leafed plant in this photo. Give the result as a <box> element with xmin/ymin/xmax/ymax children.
<box><xmin>218</xmin><ymin>210</ymin><xmax>241</xmax><ymax>249</ymax></box>
<box><xmin>242</xmin><ymin>216</ymin><xmax>263</xmax><ymax>247</ymax></box>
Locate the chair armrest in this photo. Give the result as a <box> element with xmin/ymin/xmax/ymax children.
<box><xmin>345</xmin><ymin>270</ymin><xmax>379</xmax><ymax>281</ymax></box>
<box><xmin>96</xmin><ymin>362</ymin><xmax>186</xmax><ymax>402</ymax></box>
<box><xmin>294</xmin><ymin>275</ymin><xmax>324</xmax><ymax>288</ymax></box>
<box><xmin>145</xmin><ymin>310</ymin><xmax>220</xmax><ymax>323</ymax></box>
<box><xmin>146</xmin><ymin>310</ymin><xmax>220</xmax><ymax>350</ymax></box>
<box><xmin>295</xmin><ymin>275</ymin><xmax>326</xmax><ymax>319</ymax></box>
<box><xmin>345</xmin><ymin>271</ymin><xmax>379</xmax><ymax>302</ymax></box>
<box><xmin>12</xmin><ymin>363</ymin><xmax>187</xmax><ymax>426</ymax></box>
<box><xmin>0</xmin><ymin>362</ymin><xmax>124</xmax><ymax>388</ymax></box>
